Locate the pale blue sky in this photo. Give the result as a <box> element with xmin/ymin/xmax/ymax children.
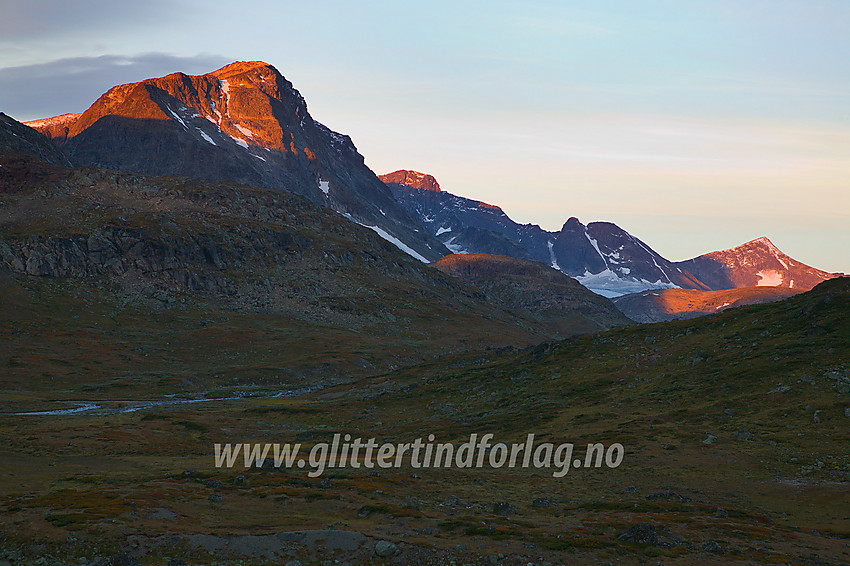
<box><xmin>1</xmin><ymin>0</ymin><xmax>848</xmax><ymax>271</ymax></box>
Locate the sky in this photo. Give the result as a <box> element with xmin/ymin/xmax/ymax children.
<box><xmin>1</xmin><ymin>0</ymin><xmax>848</xmax><ymax>272</ymax></box>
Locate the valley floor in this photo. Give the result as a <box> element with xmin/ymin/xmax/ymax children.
<box><xmin>2</xmin><ymin>279</ymin><xmax>849</xmax><ymax>565</ymax></box>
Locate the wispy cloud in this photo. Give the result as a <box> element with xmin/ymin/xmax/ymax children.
<box><xmin>0</xmin><ymin>53</ymin><xmax>230</xmax><ymax>121</ymax></box>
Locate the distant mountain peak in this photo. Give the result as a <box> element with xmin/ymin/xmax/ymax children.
<box><xmin>750</xmin><ymin>236</ymin><xmax>774</xmax><ymax>245</ymax></box>
<box><xmin>560</xmin><ymin>217</ymin><xmax>583</xmax><ymax>231</ymax></box>
<box><xmin>742</xmin><ymin>236</ymin><xmax>785</xmax><ymax>256</ymax></box>
<box><xmin>210</xmin><ymin>60</ymin><xmax>278</xmax><ymax>76</ymax></box>
<box><xmin>379</xmin><ymin>170</ymin><xmax>441</xmax><ymax>192</ymax></box>
<box><xmin>676</xmin><ymin>236</ymin><xmax>838</xmax><ymax>291</ymax></box>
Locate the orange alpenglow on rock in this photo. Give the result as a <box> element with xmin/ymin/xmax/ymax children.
<box><xmin>378</xmin><ymin>170</ymin><xmax>441</xmax><ymax>192</ymax></box>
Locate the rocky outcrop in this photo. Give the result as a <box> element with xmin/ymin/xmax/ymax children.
<box><xmin>0</xmin><ymin>161</ymin><xmax>444</xmax><ymax>325</ymax></box>
<box><xmin>0</xmin><ymin>223</ymin><xmax>308</xmax><ymax>295</ymax></box>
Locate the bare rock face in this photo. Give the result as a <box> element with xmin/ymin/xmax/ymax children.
<box><xmin>384</xmin><ymin>172</ymin><xmax>705</xmax><ymax>294</ymax></box>
<box><xmin>379</xmin><ymin>170</ymin><xmax>441</xmax><ymax>192</ymax></box>
<box><xmin>27</xmin><ymin>62</ymin><xmax>446</xmax><ymax>262</ymax></box>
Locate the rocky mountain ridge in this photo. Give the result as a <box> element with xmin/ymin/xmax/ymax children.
<box><xmin>26</xmin><ymin>61</ymin><xmax>447</xmax><ymax>262</ymax></box>
<box><xmin>384</xmin><ymin>170</ymin><xmax>841</xmax><ymax>297</ymax></box>
<box><xmin>1</xmin><ymin>116</ymin><xmax>632</xmax><ymax>359</ymax></box>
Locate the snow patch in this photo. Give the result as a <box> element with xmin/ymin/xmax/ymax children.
<box><xmin>234</xmin><ymin>123</ymin><xmax>255</xmax><ymax>138</ymax></box>
<box><xmin>584</xmin><ymin>232</ymin><xmax>607</xmax><ymax>265</ymax></box>
<box><xmin>444</xmin><ymin>237</ymin><xmax>469</xmax><ymax>255</ymax></box>
<box><xmin>197</xmin><ymin>129</ymin><xmax>217</xmax><ymax>146</ymax></box>
<box><xmin>588</xmin><ymin>288</ymin><xmax>627</xmax><ymax>299</ymax></box>
<box><xmin>364</xmin><ymin>225</ymin><xmax>430</xmax><ymax>262</ymax></box>
<box><xmin>715</xmin><ymin>302</ymin><xmax>732</xmax><ymax>310</ymax></box>
<box><xmin>219</xmin><ymin>79</ymin><xmax>231</xmax><ymax>116</ymax></box>
<box><xmin>230</xmin><ymin>135</ymin><xmax>249</xmax><ymax>149</ymax></box>
<box><xmin>547</xmin><ymin>240</ymin><xmax>560</xmax><ymax>271</ymax></box>
<box><xmin>164</xmin><ymin>106</ymin><xmax>188</xmax><ymax>129</ymax></box>
<box><xmin>436</xmin><ymin>226</ymin><xmax>452</xmax><ymax>236</ymax></box>
<box><xmin>340</xmin><ymin>213</ymin><xmax>429</xmax><ymax>262</ymax></box>
<box><xmin>319</xmin><ymin>180</ymin><xmax>330</xmax><ymax>195</ymax></box>
<box><xmin>577</xmin><ymin>268</ymin><xmax>678</xmax><ymax>298</ymax></box>
<box><xmin>756</xmin><ymin>269</ymin><xmax>783</xmax><ymax>287</ymax></box>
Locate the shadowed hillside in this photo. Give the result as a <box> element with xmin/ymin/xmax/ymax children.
<box><xmin>433</xmin><ymin>253</ymin><xmax>633</xmax><ymax>335</ymax></box>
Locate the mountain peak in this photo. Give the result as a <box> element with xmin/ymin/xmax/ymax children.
<box><xmin>560</xmin><ymin>217</ymin><xmax>583</xmax><ymax>231</ymax></box>
<box><xmin>676</xmin><ymin>236</ymin><xmax>838</xmax><ymax>291</ymax></box>
<box><xmin>744</xmin><ymin>236</ymin><xmax>781</xmax><ymax>253</ymax></box>
<box><xmin>210</xmin><ymin>60</ymin><xmax>277</xmax><ymax>76</ymax></box>
<box><xmin>378</xmin><ymin>170</ymin><xmax>441</xmax><ymax>192</ymax></box>
<box><xmin>24</xmin><ymin>61</ymin><xmax>449</xmax><ymax>262</ymax></box>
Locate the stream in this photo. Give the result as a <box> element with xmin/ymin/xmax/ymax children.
<box><xmin>13</xmin><ymin>387</ymin><xmax>316</xmax><ymax>416</ymax></box>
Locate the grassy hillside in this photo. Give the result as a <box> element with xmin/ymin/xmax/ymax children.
<box><xmin>2</xmin><ymin>155</ymin><xmax>602</xmax><ymax>398</ymax></box>
<box><xmin>433</xmin><ymin>253</ymin><xmax>633</xmax><ymax>336</ymax></box>
<box><xmin>2</xmin><ymin>278</ymin><xmax>847</xmax><ymax>564</ymax></box>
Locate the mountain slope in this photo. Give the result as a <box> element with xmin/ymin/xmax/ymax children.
<box><xmin>612</xmin><ymin>285</ymin><xmax>803</xmax><ymax>323</ymax></box>
<box><xmin>26</xmin><ymin>62</ymin><xmax>447</xmax><ymax>262</ymax></box>
<box><xmin>433</xmin><ymin>254</ymin><xmax>633</xmax><ymax>335</ymax></box>
<box><xmin>1</xmin><ymin>112</ymin><xmax>71</xmax><ymax>167</ymax></box>
<box><xmin>2</xmin><ymin>137</ymin><xmax>647</xmax><ymax>387</ymax></box>
<box><xmin>381</xmin><ymin>171</ymin><xmax>552</xmax><ymax>263</ymax></box>
<box><xmin>675</xmin><ymin>236</ymin><xmax>840</xmax><ymax>291</ymax></box>
<box><xmin>552</xmin><ymin>217</ymin><xmax>707</xmax><ymax>295</ymax></box>
<box><xmin>382</xmin><ymin>170</ymin><xmax>706</xmax><ymax>295</ymax></box>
